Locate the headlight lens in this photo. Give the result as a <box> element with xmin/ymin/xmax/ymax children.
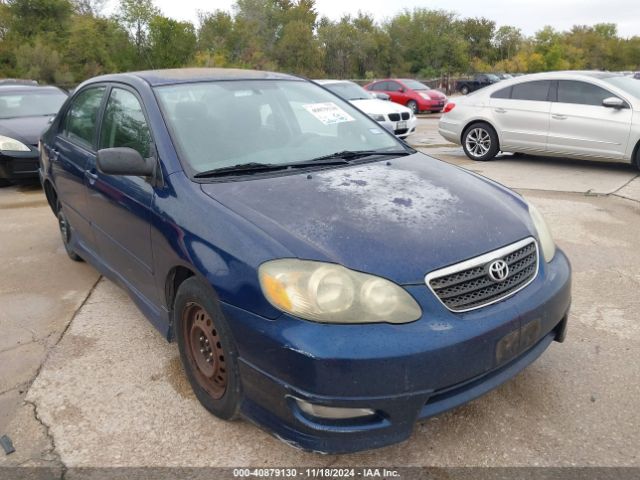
<box><xmin>418</xmin><ymin>92</ymin><xmax>431</xmax><ymax>99</ymax></box>
<box><xmin>259</xmin><ymin>259</ymin><xmax>422</xmax><ymax>324</ymax></box>
<box><xmin>0</xmin><ymin>135</ymin><xmax>30</xmax><ymax>152</ymax></box>
<box><xmin>370</xmin><ymin>114</ymin><xmax>386</xmax><ymax>122</ymax></box>
<box><xmin>528</xmin><ymin>202</ymin><xmax>556</xmax><ymax>262</ymax></box>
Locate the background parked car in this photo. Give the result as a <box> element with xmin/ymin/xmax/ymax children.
<box><xmin>0</xmin><ymin>84</ymin><xmax>67</xmax><ymax>185</ymax></box>
<box><xmin>439</xmin><ymin>71</ymin><xmax>640</xmax><ymax>167</ymax></box>
<box><xmin>316</xmin><ymin>79</ymin><xmax>416</xmax><ymax>138</ymax></box>
<box><xmin>364</xmin><ymin>78</ymin><xmax>447</xmax><ymax>114</ymax></box>
<box><xmin>634</xmin><ymin>72</ymin><xmax>640</xmax><ymax>80</ymax></box>
<box><xmin>455</xmin><ymin>73</ymin><xmax>501</xmax><ymax>95</ymax></box>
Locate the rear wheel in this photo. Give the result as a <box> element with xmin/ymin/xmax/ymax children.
<box><xmin>57</xmin><ymin>203</ymin><xmax>83</xmax><ymax>262</ymax></box>
<box><xmin>461</xmin><ymin>85</ymin><xmax>470</xmax><ymax>95</ymax></box>
<box><xmin>407</xmin><ymin>100</ymin><xmax>418</xmax><ymax>114</ymax></box>
<box><xmin>175</xmin><ymin>277</ymin><xmax>242</xmax><ymax>420</ymax></box>
<box><xmin>462</xmin><ymin>122</ymin><xmax>499</xmax><ymax>161</ymax></box>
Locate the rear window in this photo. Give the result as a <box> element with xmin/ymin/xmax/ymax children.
<box><xmin>491</xmin><ymin>86</ymin><xmax>512</xmax><ymax>99</ymax></box>
<box><xmin>511</xmin><ymin>81</ymin><xmax>551</xmax><ymax>101</ymax></box>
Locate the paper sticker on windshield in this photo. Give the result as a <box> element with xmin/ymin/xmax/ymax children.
<box><xmin>303</xmin><ymin>102</ymin><xmax>355</xmax><ymax>125</ymax></box>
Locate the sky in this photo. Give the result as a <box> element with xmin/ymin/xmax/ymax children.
<box><xmin>105</xmin><ymin>0</ymin><xmax>640</xmax><ymax>38</ymax></box>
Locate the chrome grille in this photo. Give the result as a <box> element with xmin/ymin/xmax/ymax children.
<box><xmin>425</xmin><ymin>238</ymin><xmax>538</xmax><ymax>312</ymax></box>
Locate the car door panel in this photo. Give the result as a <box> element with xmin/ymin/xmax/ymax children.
<box><xmin>85</xmin><ymin>86</ymin><xmax>159</xmax><ymax>306</ymax></box>
<box><xmin>547</xmin><ymin>81</ymin><xmax>632</xmax><ymax>160</ymax></box>
<box><xmin>49</xmin><ymin>86</ymin><xmax>107</xmax><ymax>251</ymax></box>
<box><xmin>490</xmin><ymin>80</ymin><xmax>552</xmax><ymax>152</ymax></box>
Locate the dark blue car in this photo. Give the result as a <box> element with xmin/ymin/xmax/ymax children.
<box><xmin>39</xmin><ymin>69</ymin><xmax>571</xmax><ymax>454</ymax></box>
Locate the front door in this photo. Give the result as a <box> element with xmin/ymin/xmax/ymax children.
<box><xmin>547</xmin><ymin>80</ymin><xmax>632</xmax><ymax>160</ymax></box>
<box><xmin>85</xmin><ymin>86</ymin><xmax>157</xmax><ymax>304</ymax></box>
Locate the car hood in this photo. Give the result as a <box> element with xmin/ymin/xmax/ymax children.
<box><xmin>200</xmin><ymin>154</ymin><xmax>534</xmax><ymax>284</ymax></box>
<box><xmin>0</xmin><ymin>116</ymin><xmax>52</xmax><ymax>146</ymax></box>
<box><xmin>351</xmin><ymin>98</ymin><xmax>411</xmax><ymax>116</ymax></box>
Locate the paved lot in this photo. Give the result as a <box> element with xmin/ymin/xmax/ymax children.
<box><xmin>0</xmin><ymin>117</ymin><xmax>639</xmax><ymax>471</ymax></box>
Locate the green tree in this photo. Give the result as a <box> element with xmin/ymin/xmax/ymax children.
<box><xmin>117</xmin><ymin>0</ymin><xmax>159</xmax><ymax>65</ymax></box>
<box><xmin>5</xmin><ymin>0</ymin><xmax>73</xmax><ymax>39</ymax></box>
<box><xmin>458</xmin><ymin>17</ymin><xmax>495</xmax><ymax>63</ymax></box>
<box><xmin>148</xmin><ymin>15</ymin><xmax>197</xmax><ymax>68</ymax></box>
<box><xmin>494</xmin><ymin>26</ymin><xmax>522</xmax><ymax>62</ymax></box>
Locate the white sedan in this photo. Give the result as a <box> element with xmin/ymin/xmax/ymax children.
<box><xmin>439</xmin><ymin>71</ymin><xmax>640</xmax><ymax>169</ymax></box>
<box><xmin>316</xmin><ymin>80</ymin><xmax>416</xmax><ymax>139</ymax></box>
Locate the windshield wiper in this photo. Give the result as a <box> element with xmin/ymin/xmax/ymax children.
<box><xmin>309</xmin><ymin>149</ymin><xmax>412</xmax><ymax>162</ymax></box>
<box><xmin>194</xmin><ymin>158</ymin><xmax>349</xmax><ymax>179</ymax></box>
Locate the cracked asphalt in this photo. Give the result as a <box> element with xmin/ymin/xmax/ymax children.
<box><xmin>0</xmin><ymin>116</ymin><xmax>639</xmax><ymax>473</ymax></box>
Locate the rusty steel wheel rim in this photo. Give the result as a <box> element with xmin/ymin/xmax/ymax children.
<box><xmin>182</xmin><ymin>302</ymin><xmax>228</xmax><ymax>399</ymax></box>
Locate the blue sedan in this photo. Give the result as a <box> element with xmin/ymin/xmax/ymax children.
<box><xmin>39</xmin><ymin>69</ymin><xmax>571</xmax><ymax>454</ymax></box>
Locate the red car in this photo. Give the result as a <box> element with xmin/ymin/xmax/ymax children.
<box><xmin>364</xmin><ymin>78</ymin><xmax>448</xmax><ymax>114</ymax></box>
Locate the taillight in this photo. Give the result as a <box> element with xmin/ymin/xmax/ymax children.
<box><xmin>443</xmin><ymin>103</ymin><xmax>455</xmax><ymax>113</ymax></box>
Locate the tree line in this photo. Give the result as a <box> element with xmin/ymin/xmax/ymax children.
<box><xmin>0</xmin><ymin>0</ymin><xmax>639</xmax><ymax>87</ymax></box>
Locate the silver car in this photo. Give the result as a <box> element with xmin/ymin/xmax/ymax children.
<box><xmin>439</xmin><ymin>71</ymin><xmax>640</xmax><ymax>169</ymax></box>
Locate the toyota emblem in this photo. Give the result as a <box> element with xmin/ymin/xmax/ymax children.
<box><xmin>488</xmin><ymin>259</ymin><xmax>509</xmax><ymax>282</ymax></box>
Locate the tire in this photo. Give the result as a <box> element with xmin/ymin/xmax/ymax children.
<box><xmin>407</xmin><ymin>100</ymin><xmax>418</xmax><ymax>114</ymax></box>
<box><xmin>461</xmin><ymin>86</ymin><xmax>470</xmax><ymax>95</ymax></box>
<box><xmin>174</xmin><ymin>277</ymin><xmax>242</xmax><ymax>420</ymax></box>
<box><xmin>462</xmin><ymin>122</ymin><xmax>499</xmax><ymax>161</ymax></box>
<box><xmin>57</xmin><ymin>204</ymin><xmax>84</xmax><ymax>262</ymax></box>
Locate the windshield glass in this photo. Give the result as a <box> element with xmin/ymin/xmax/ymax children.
<box><xmin>602</xmin><ymin>76</ymin><xmax>640</xmax><ymax>100</ymax></box>
<box><xmin>0</xmin><ymin>89</ymin><xmax>67</xmax><ymax>119</ymax></box>
<box><xmin>323</xmin><ymin>82</ymin><xmax>371</xmax><ymax>101</ymax></box>
<box><xmin>155</xmin><ymin>80</ymin><xmax>401</xmax><ymax>175</ymax></box>
<box><xmin>401</xmin><ymin>79</ymin><xmax>429</xmax><ymax>91</ymax></box>
<box><xmin>485</xmin><ymin>74</ymin><xmax>500</xmax><ymax>82</ymax></box>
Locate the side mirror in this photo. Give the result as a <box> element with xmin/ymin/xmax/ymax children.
<box><xmin>602</xmin><ymin>97</ymin><xmax>626</xmax><ymax>109</ymax></box>
<box><xmin>398</xmin><ymin>87</ymin><xmax>405</xmax><ymax>93</ymax></box>
<box><xmin>96</xmin><ymin>147</ymin><xmax>155</xmax><ymax>177</ymax></box>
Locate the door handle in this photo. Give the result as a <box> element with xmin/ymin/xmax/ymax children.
<box><xmin>494</xmin><ymin>108</ymin><xmax>507</xmax><ymax>114</ymax></box>
<box><xmin>552</xmin><ymin>114</ymin><xmax>568</xmax><ymax>120</ymax></box>
<box><xmin>85</xmin><ymin>170</ymin><xmax>98</xmax><ymax>185</ymax></box>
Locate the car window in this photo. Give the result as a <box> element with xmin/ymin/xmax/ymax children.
<box><xmin>0</xmin><ymin>89</ymin><xmax>67</xmax><ymax>119</ymax></box>
<box><xmin>371</xmin><ymin>82</ymin><xmax>388</xmax><ymax>91</ymax></box>
<box><xmin>557</xmin><ymin>80</ymin><xmax>618</xmax><ymax>107</ymax></box>
<box><xmin>511</xmin><ymin>81</ymin><xmax>551</xmax><ymax>101</ymax></box>
<box><xmin>491</xmin><ymin>86</ymin><xmax>512</xmax><ymax>99</ymax></box>
<box><xmin>386</xmin><ymin>82</ymin><xmax>402</xmax><ymax>92</ymax></box>
<box><xmin>63</xmin><ymin>87</ymin><xmax>106</xmax><ymax>149</ymax></box>
<box><xmin>99</xmin><ymin>88</ymin><xmax>151</xmax><ymax>158</ymax></box>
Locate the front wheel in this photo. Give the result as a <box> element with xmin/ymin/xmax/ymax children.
<box><xmin>406</xmin><ymin>100</ymin><xmax>418</xmax><ymax>114</ymax></box>
<box><xmin>462</xmin><ymin>123</ymin><xmax>499</xmax><ymax>161</ymax></box>
<box><xmin>175</xmin><ymin>277</ymin><xmax>242</xmax><ymax>420</ymax></box>
<box><xmin>460</xmin><ymin>86</ymin><xmax>470</xmax><ymax>95</ymax></box>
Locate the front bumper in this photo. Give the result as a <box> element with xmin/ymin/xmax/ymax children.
<box><xmin>378</xmin><ymin>116</ymin><xmax>417</xmax><ymax>139</ymax></box>
<box><xmin>0</xmin><ymin>150</ymin><xmax>39</xmax><ymax>181</ymax></box>
<box><xmin>223</xmin><ymin>249</ymin><xmax>571</xmax><ymax>453</ymax></box>
<box><xmin>419</xmin><ymin>98</ymin><xmax>447</xmax><ymax>112</ymax></box>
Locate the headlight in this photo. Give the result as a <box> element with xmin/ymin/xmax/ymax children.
<box><xmin>370</xmin><ymin>114</ymin><xmax>386</xmax><ymax>122</ymax></box>
<box><xmin>418</xmin><ymin>92</ymin><xmax>431</xmax><ymax>99</ymax></box>
<box><xmin>0</xmin><ymin>135</ymin><xmax>30</xmax><ymax>152</ymax></box>
<box><xmin>528</xmin><ymin>202</ymin><xmax>556</xmax><ymax>262</ymax></box>
<box><xmin>259</xmin><ymin>259</ymin><xmax>422</xmax><ymax>324</ymax></box>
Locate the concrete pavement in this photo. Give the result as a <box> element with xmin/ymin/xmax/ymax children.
<box><xmin>0</xmin><ymin>117</ymin><xmax>638</xmax><ymax>470</ymax></box>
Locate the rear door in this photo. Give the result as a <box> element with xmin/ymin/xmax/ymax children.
<box><xmin>49</xmin><ymin>86</ymin><xmax>107</xmax><ymax>253</ymax></box>
<box><xmin>548</xmin><ymin>80</ymin><xmax>632</xmax><ymax>160</ymax></box>
<box><xmin>489</xmin><ymin>80</ymin><xmax>552</xmax><ymax>152</ymax></box>
<box><xmin>85</xmin><ymin>85</ymin><xmax>157</xmax><ymax>303</ymax></box>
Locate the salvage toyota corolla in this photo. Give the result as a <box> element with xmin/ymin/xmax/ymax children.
<box><xmin>39</xmin><ymin>68</ymin><xmax>571</xmax><ymax>454</ymax></box>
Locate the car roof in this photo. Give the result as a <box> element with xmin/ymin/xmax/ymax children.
<box><xmin>88</xmin><ymin>68</ymin><xmax>300</xmax><ymax>87</ymax></box>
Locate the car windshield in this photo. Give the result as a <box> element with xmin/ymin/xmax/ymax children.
<box><xmin>602</xmin><ymin>76</ymin><xmax>640</xmax><ymax>99</ymax></box>
<box><xmin>485</xmin><ymin>74</ymin><xmax>500</xmax><ymax>82</ymax></box>
<box><xmin>401</xmin><ymin>79</ymin><xmax>429</xmax><ymax>91</ymax></box>
<box><xmin>0</xmin><ymin>90</ymin><xmax>67</xmax><ymax>119</ymax></box>
<box><xmin>323</xmin><ymin>82</ymin><xmax>371</xmax><ymax>101</ymax></box>
<box><xmin>155</xmin><ymin>80</ymin><xmax>402</xmax><ymax>175</ymax></box>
